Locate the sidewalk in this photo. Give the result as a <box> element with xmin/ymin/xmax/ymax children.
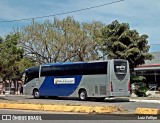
<box><xmin>0</xmin><ymin>94</ymin><xmax>26</xmax><ymax>100</ymax></box>
<box><xmin>129</xmin><ymin>97</ymin><xmax>160</xmax><ymax>104</ymax></box>
<box><xmin>0</xmin><ymin>94</ymin><xmax>25</xmax><ymax>97</ymax></box>
<box><xmin>105</xmin><ymin>97</ymin><xmax>160</xmax><ymax>104</ymax></box>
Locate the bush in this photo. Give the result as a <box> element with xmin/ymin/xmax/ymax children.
<box><xmin>131</xmin><ymin>75</ymin><xmax>148</xmax><ymax>97</ymax></box>
<box><xmin>134</xmin><ymin>82</ymin><xmax>148</xmax><ymax>97</ymax></box>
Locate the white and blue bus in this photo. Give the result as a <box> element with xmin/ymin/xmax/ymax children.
<box><xmin>22</xmin><ymin>59</ymin><xmax>130</xmax><ymax>101</ymax></box>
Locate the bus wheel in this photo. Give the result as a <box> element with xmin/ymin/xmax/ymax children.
<box><xmin>33</xmin><ymin>89</ymin><xmax>40</xmax><ymax>99</ymax></box>
<box><xmin>79</xmin><ymin>90</ymin><xmax>87</xmax><ymax>101</ymax></box>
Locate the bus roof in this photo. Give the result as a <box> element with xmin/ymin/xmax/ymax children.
<box><xmin>23</xmin><ymin>59</ymin><xmax>127</xmax><ymax>72</ymax></box>
<box><xmin>41</xmin><ymin>61</ymin><xmax>86</xmax><ymax>67</ymax></box>
<box><xmin>41</xmin><ymin>60</ymin><xmax>112</xmax><ymax>67</ymax></box>
<box><xmin>25</xmin><ymin>59</ymin><xmax>127</xmax><ymax>68</ymax></box>
<box><xmin>25</xmin><ymin>66</ymin><xmax>40</xmax><ymax>73</ymax></box>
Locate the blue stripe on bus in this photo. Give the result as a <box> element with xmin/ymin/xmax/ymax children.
<box><xmin>39</xmin><ymin>75</ymin><xmax>82</xmax><ymax>96</ymax></box>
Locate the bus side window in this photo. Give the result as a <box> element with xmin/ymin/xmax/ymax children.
<box><xmin>81</xmin><ymin>63</ymin><xmax>98</xmax><ymax>75</ymax></box>
<box><xmin>53</xmin><ymin>65</ymin><xmax>66</xmax><ymax>76</ymax></box>
<box><xmin>41</xmin><ymin>66</ymin><xmax>53</xmax><ymax>76</ymax></box>
<box><xmin>67</xmin><ymin>64</ymin><xmax>81</xmax><ymax>75</ymax></box>
<box><xmin>97</xmin><ymin>62</ymin><xmax>107</xmax><ymax>74</ymax></box>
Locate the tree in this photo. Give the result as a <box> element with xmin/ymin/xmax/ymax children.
<box><xmin>100</xmin><ymin>20</ymin><xmax>154</xmax><ymax>70</ymax></box>
<box><xmin>17</xmin><ymin>58</ymin><xmax>35</xmax><ymax>73</ymax></box>
<box><xmin>0</xmin><ymin>36</ymin><xmax>3</xmax><ymax>43</ymax></box>
<box><xmin>0</xmin><ymin>33</ymin><xmax>24</xmax><ymax>81</ymax></box>
<box><xmin>18</xmin><ymin>16</ymin><xmax>104</xmax><ymax>64</ymax></box>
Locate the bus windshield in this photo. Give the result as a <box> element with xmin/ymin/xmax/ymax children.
<box><xmin>23</xmin><ymin>66</ymin><xmax>40</xmax><ymax>84</ymax></box>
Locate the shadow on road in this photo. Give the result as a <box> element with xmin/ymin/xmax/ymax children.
<box><xmin>26</xmin><ymin>96</ymin><xmax>130</xmax><ymax>103</ymax></box>
<box><xmin>0</xmin><ymin>94</ymin><xmax>130</xmax><ymax>103</ymax></box>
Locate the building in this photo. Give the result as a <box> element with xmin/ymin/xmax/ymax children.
<box><xmin>134</xmin><ymin>51</ymin><xmax>160</xmax><ymax>89</ymax></box>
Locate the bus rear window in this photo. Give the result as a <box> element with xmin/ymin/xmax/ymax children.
<box><xmin>114</xmin><ymin>61</ymin><xmax>127</xmax><ymax>80</ymax></box>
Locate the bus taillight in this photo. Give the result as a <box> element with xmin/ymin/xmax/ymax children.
<box><xmin>110</xmin><ymin>81</ymin><xmax>113</xmax><ymax>92</ymax></box>
<box><xmin>128</xmin><ymin>81</ymin><xmax>130</xmax><ymax>91</ymax></box>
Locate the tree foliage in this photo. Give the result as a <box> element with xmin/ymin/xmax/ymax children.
<box><xmin>18</xmin><ymin>16</ymin><xmax>104</xmax><ymax>64</ymax></box>
<box><xmin>0</xmin><ymin>34</ymin><xmax>33</xmax><ymax>81</ymax></box>
<box><xmin>0</xmin><ymin>19</ymin><xmax>154</xmax><ymax>82</ymax></box>
<box><xmin>100</xmin><ymin>20</ymin><xmax>154</xmax><ymax>70</ymax></box>
<box><xmin>0</xmin><ymin>36</ymin><xmax>3</xmax><ymax>43</ymax></box>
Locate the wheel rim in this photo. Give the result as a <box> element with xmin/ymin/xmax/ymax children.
<box><xmin>34</xmin><ymin>91</ymin><xmax>39</xmax><ymax>98</ymax></box>
<box><xmin>80</xmin><ymin>92</ymin><xmax>86</xmax><ymax>100</ymax></box>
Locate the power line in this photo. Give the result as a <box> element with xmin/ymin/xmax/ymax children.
<box><xmin>149</xmin><ymin>44</ymin><xmax>160</xmax><ymax>49</ymax></box>
<box><xmin>150</xmin><ymin>44</ymin><xmax>160</xmax><ymax>46</ymax></box>
<box><xmin>0</xmin><ymin>0</ymin><xmax>124</xmax><ymax>24</ymax></box>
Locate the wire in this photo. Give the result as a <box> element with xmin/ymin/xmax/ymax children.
<box><xmin>0</xmin><ymin>0</ymin><xmax>124</xmax><ymax>24</ymax></box>
<box><xmin>150</xmin><ymin>44</ymin><xmax>160</xmax><ymax>46</ymax></box>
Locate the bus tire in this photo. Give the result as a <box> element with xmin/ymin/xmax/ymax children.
<box><xmin>33</xmin><ymin>89</ymin><xmax>40</xmax><ymax>99</ymax></box>
<box><xmin>79</xmin><ymin>90</ymin><xmax>87</xmax><ymax>101</ymax></box>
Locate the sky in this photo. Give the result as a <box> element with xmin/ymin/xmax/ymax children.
<box><xmin>0</xmin><ymin>0</ymin><xmax>160</xmax><ymax>52</ymax></box>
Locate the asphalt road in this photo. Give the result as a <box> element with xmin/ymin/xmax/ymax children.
<box><xmin>0</xmin><ymin>109</ymin><xmax>159</xmax><ymax>123</ymax></box>
<box><xmin>1</xmin><ymin>95</ymin><xmax>160</xmax><ymax>112</ymax></box>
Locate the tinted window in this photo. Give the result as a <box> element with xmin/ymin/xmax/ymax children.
<box><xmin>97</xmin><ymin>62</ymin><xmax>107</xmax><ymax>74</ymax></box>
<box><xmin>66</xmin><ymin>64</ymin><xmax>81</xmax><ymax>75</ymax></box>
<box><xmin>27</xmin><ymin>66</ymin><xmax>39</xmax><ymax>75</ymax></box>
<box><xmin>81</xmin><ymin>63</ymin><xmax>98</xmax><ymax>75</ymax></box>
<box><xmin>41</xmin><ymin>65</ymin><xmax>66</xmax><ymax>76</ymax></box>
<box><xmin>25</xmin><ymin>66</ymin><xmax>39</xmax><ymax>83</ymax></box>
<box><xmin>52</xmin><ymin>65</ymin><xmax>66</xmax><ymax>76</ymax></box>
<box><xmin>41</xmin><ymin>66</ymin><xmax>54</xmax><ymax>76</ymax></box>
<box><xmin>41</xmin><ymin>62</ymin><xmax>107</xmax><ymax>76</ymax></box>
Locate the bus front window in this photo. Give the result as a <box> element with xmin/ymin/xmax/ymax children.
<box><xmin>22</xmin><ymin>73</ymin><xmax>29</xmax><ymax>84</ymax></box>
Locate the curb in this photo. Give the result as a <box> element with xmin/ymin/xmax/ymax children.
<box><xmin>135</xmin><ymin>108</ymin><xmax>160</xmax><ymax>115</ymax></box>
<box><xmin>0</xmin><ymin>102</ymin><xmax>123</xmax><ymax>114</ymax></box>
<box><xmin>130</xmin><ymin>99</ymin><xmax>160</xmax><ymax>104</ymax></box>
<box><xmin>106</xmin><ymin>98</ymin><xmax>160</xmax><ymax>104</ymax></box>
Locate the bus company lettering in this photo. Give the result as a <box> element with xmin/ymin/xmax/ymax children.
<box><xmin>116</xmin><ymin>65</ymin><xmax>125</xmax><ymax>70</ymax></box>
<box><xmin>54</xmin><ymin>78</ymin><xmax>75</xmax><ymax>84</ymax></box>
